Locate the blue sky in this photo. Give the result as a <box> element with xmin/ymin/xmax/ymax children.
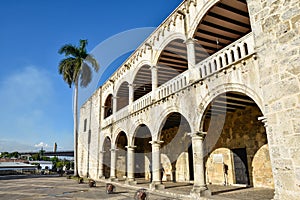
<box><xmin>0</xmin><ymin>0</ymin><xmax>183</xmax><ymax>152</ymax></box>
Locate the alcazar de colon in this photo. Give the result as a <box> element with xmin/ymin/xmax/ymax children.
<box><xmin>78</xmin><ymin>0</ymin><xmax>300</xmax><ymax>199</ymax></box>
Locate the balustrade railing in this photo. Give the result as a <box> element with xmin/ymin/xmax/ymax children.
<box><xmin>132</xmin><ymin>92</ymin><xmax>152</xmax><ymax>113</ymax></box>
<box><xmin>197</xmin><ymin>32</ymin><xmax>254</xmax><ymax>79</ymax></box>
<box><xmin>158</xmin><ymin>70</ymin><xmax>189</xmax><ymax>99</ymax></box>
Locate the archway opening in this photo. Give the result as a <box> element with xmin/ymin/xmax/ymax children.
<box><xmin>134</xmin><ymin>124</ymin><xmax>152</xmax><ymax>182</ymax></box>
<box><xmin>200</xmin><ymin>92</ymin><xmax>274</xmax><ymax>189</ymax></box>
<box><xmin>116</xmin><ymin>131</ymin><xmax>128</xmax><ymax>180</ymax></box>
<box><xmin>104</xmin><ymin>94</ymin><xmax>113</xmax><ymax>118</ymax></box>
<box><xmin>116</xmin><ymin>81</ymin><xmax>129</xmax><ymax>111</ymax></box>
<box><xmin>157</xmin><ymin>39</ymin><xmax>188</xmax><ymax>86</ymax></box>
<box><xmin>133</xmin><ymin>65</ymin><xmax>152</xmax><ymax>101</ymax></box>
<box><xmin>103</xmin><ymin>137</ymin><xmax>111</xmax><ymax>179</ymax></box>
<box><xmin>160</xmin><ymin>112</ymin><xmax>192</xmax><ymax>182</ymax></box>
<box><xmin>193</xmin><ymin>0</ymin><xmax>251</xmax><ymax>63</ymax></box>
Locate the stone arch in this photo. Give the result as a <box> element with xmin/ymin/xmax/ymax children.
<box><xmin>112</xmin><ymin>128</ymin><xmax>128</xmax><ymax>146</ymax></box>
<box><xmin>115</xmin><ymin>81</ymin><xmax>129</xmax><ymax>111</ymax></box>
<box><xmin>132</xmin><ymin>64</ymin><xmax>152</xmax><ymax>101</ymax></box>
<box><xmin>196</xmin><ymin>84</ymin><xmax>264</xmax><ymax>129</ymax></box>
<box><xmin>189</xmin><ymin>0</ymin><xmax>252</xmax><ymax>63</ymax></box>
<box><xmin>130</xmin><ymin>60</ymin><xmax>153</xmax><ymax>83</ymax></box>
<box><xmin>154</xmin><ymin>107</ymin><xmax>194</xmax><ymax>141</ymax></box>
<box><xmin>153</xmin><ymin>32</ymin><xmax>186</xmax><ymax>64</ymax></box>
<box><xmin>129</xmin><ymin>120</ymin><xmax>152</xmax><ymax>146</ymax></box>
<box><xmin>102</xmin><ymin>136</ymin><xmax>112</xmax><ymax>179</ymax></box>
<box><xmin>197</xmin><ymin>86</ymin><xmax>272</xmax><ymax>188</ymax></box>
<box><xmin>100</xmin><ymin>134</ymin><xmax>112</xmax><ymax>151</ymax></box>
<box><xmin>103</xmin><ymin>93</ymin><xmax>113</xmax><ymax>118</ymax></box>
<box><xmin>115</xmin><ymin>131</ymin><xmax>128</xmax><ymax>179</ymax></box>
<box><xmin>188</xmin><ymin>0</ymin><xmax>220</xmax><ymax>39</ymax></box>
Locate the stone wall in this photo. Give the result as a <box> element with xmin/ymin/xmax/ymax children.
<box><xmin>247</xmin><ymin>0</ymin><xmax>300</xmax><ymax>198</ymax></box>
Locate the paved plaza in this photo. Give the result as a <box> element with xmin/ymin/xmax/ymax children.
<box><xmin>0</xmin><ymin>175</ymin><xmax>275</xmax><ymax>200</ymax></box>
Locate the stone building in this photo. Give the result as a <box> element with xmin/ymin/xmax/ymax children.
<box><xmin>78</xmin><ymin>0</ymin><xmax>300</xmax><ymax>199</ymax></box>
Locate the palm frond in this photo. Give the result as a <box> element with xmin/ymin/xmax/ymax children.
<box><xmin>58</xmin><ymin>57</ymin><xmax>77</xmax><ymax>87</ymax></box>
<box><xmin>80</xmin><ymin>62</ymin><xmax>92</xmax><ymax>88</ymax></box>
<box><xmin>85</xmin><ymin>54</ymin><xmax>100</xmax><ymax>72</ymax></box>
<box><xmin>58</xmin><ymin>44</ymin><xmax>80</xmax><ymax>57</ymax></box>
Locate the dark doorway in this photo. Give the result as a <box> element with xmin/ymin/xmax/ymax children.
<box><xmin>188</xmin><ymin>144</ymin><xmax>194</xmax><ymax>181</ymax></box>
<box><xmin>232</xmin><ymin>148</ymin><xmax>249</xmax><ymax>185</ymax></box>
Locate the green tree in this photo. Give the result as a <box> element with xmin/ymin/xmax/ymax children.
<box><xmin>58</xmin><ymin>39</ymin><xmax>99</xmax><ymax>176</ymax></box>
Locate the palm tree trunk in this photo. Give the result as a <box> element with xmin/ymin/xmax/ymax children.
<box><xmin>73</xmin><ymin>81</ymin><xmax>79</xmax><ymax>176</ymax></box>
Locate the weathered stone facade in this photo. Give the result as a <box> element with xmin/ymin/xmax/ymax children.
<box><xmin>78</xmin><ymin>0</ymin><xmax>300</xmax><ymax>199</ymax></box>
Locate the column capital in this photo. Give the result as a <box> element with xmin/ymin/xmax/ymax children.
<box><xmin>184</xmin><ymin>37</ymin><xmax>197</xmax><ymax>44</ymax></box>
<box><xmin>150</xmin><ymin>65</ymin><xmax>158</xmax><ymax>70</ymax></box>
<box><xmin>125</xmin><ymin>145</ymin><xmax>137</xmax><ymax>150</ymax></box>
<box><xmin>128</xmin><ymin>83</ymin><xmax>137</xmax><ymax>88</ymax></box>
<box><xmin>188</xmin><ymin>131</ymin><xmax>207</xmax><ymax>139</ymax></box>
<box><xmin>258</xmin><ymin>116</ymin><xmax>268</xmax><ymax>127</ymax></box>
<box><xmin>110</xmin><ymin>148</ymin><xmax>119</xmax><ymax>152</ymax></box>
<box><xmin>149</xmin><ymin>140</ymin><xmax>164</xmax><ymax>145</ymax></box>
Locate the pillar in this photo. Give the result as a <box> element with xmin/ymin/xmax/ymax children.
<box><xmin>110</xmin><ymin>148</ymin><xmax>118</xmax><ymax>181</ymax></box>
<box><xmin>189</xmin><ymin>132</ymin><xmax>211</xmax><ymax>197</ymax></box>
<box><xmin>112</xmin><ymin>96</ymin><xmax>117</xmax><ymax>114</ymax></box>
<box><xmin>185</xmin><ymin>38</ymin><xmax>199</xmax><ymax>82</ymax></box>
<box><xmin>128</xmin><ymin>84</ymin><xmax>134</xmax><ymax>104</ymax></box>
<box><xmin>125</xmin><ymin>145</ymin><xmax>137</xmax><ymax>185</ymax></box>
<box><xmin>98</xmin><ymin>151</ymin><xmax>105</xmax><ymax>179</ymax></box>
<box><xmin>185</xmin><ymin>38</ymin><xmax>196</xmax><ymax>69</ymax></box>
<box><xmin>149</xmin><ymin>140</ymin><xmax>165</xmax><ymax>189</ymax></box>
<box><xmin>151</xmin><ymin>66</ymin><xmax>158</xmax><ymax>101</ymax></box>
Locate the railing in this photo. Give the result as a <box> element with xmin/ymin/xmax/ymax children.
<box><xmin>158</xmin><ymin>70</ymin><xmax>189</xmax><ymax>99</ymax></box>
<box><xmin>197</xmin><ymin>32</ymin><xmax>255</xmax><ymax>79</ymax></box>
<box><xmin>132</xmin><ymin>92</ymin><xmax>152</xmax><ymax>113</ymax></box>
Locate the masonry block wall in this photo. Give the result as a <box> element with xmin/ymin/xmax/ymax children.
<box><xmin>248</xmin><ymin>0</ymin><xmax>300</xmax><ymax>199</ymax></box>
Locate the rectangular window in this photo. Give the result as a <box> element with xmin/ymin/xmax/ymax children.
<box><xmin>84</xmin><ymin>119</ymin><xmax>87</xmax><ymax>132</ymax></box>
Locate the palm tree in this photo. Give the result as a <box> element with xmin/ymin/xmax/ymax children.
<box><xmin>58</xmin><ymin>39</ymin><xmax>99</xmax><ymax>176</ymax></box>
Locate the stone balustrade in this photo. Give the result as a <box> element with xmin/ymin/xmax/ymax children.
<box><xmin>132</xmin><ymin>92</ymin><xmax>152</xmax><ymax>113</ymax></box>
<box><xmin>158</xmin><ymin>70</ymin><xmax>189</xmax><ymax>99</ymax></box>
<box><xmin>197</xmin><ymin>32</ymin><xmax>255</xmax><ymax>79</ymax></box>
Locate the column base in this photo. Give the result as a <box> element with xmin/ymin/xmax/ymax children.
<box><xmin>99</xmin><ymin>176</ymin><xmax>105</xmax><ymax>180</ymax></box>
<box><xmin>149</xmin><ymin>181</ymin><xmax>165</xmax><ymax>190</ymax></box>
<box><xmin>125</xmin><ymin>179</ymin><xmax>137</xmax><ymax>185</ymax></box>
<box><xmin>190</xmin><ymin>185</ymin><xmax>211</xmax><ymax>197</ymax></box>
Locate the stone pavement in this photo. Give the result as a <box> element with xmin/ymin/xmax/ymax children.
<box><xmin>0</xmin><ymin>175</ymin><xmax>275</xmax><ymax>200</ymax></box>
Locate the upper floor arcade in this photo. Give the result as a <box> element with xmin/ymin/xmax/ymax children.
<box><xmin>99</xmin><ymin>0</ymin><xmax>256</xmax><ymax>128</ymax></box>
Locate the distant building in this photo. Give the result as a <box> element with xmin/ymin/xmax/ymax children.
<box><xmin>0</xmin><ymin>162</ymin><xmax>37</xmax><ymax>175</ymax></box>
<box><xmin>29</xmin><ymin>161</ymin><xmax>53</xmax><ymax>170</ymax></box>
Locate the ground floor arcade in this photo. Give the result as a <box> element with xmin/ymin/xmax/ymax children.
<box><xmin>96</xmin><ymin>92</ymin><xmax>275</xmax><ymax>198</ymax></box>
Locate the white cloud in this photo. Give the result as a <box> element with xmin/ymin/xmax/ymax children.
<box><xmin>34</xmin><ymin>142</ymin><xmax>49</xmax><ymax>148</ymax></box>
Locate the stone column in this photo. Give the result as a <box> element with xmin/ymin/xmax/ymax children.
<box><xmin>112</xmin><ymin>96</ymin><xmax>118</xmax><ymax>114</ymax></box>
<box><xmin>128</xmin><ymin>84</ymin><xmax>135</xmax><ymax>105</ymax></box>
<box><xmin>185</xmin><ymin>38</ymin><xmax>196</xmax><ymax>69</ymax></box>
<box><xmin>110</xmin><ymin>148</ymin><xmax>118</xmax><ymax>181</ymax></box>
<box><xmin>149</xmin><ymin>141</ymin><xmax>165</xmax><ymax>189</ymax></box>
<box><xmin>125</xmin><ymin>145</ymin><xmax>137</xmax><ymax>185</ymax></box>
<box><xmin>189</xmin><ymin>132</ymin><xmax>211</xmax><ymax>197</ymax></box>
<box><xmin>150</xmin><ymin>66</ymin><xmax>158</xmax><ymax>100</ymax></box>
<box><xmin>98</xmin><ymin>151</ymin><xmax>105</xmax><ymax>179</ymax></box>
